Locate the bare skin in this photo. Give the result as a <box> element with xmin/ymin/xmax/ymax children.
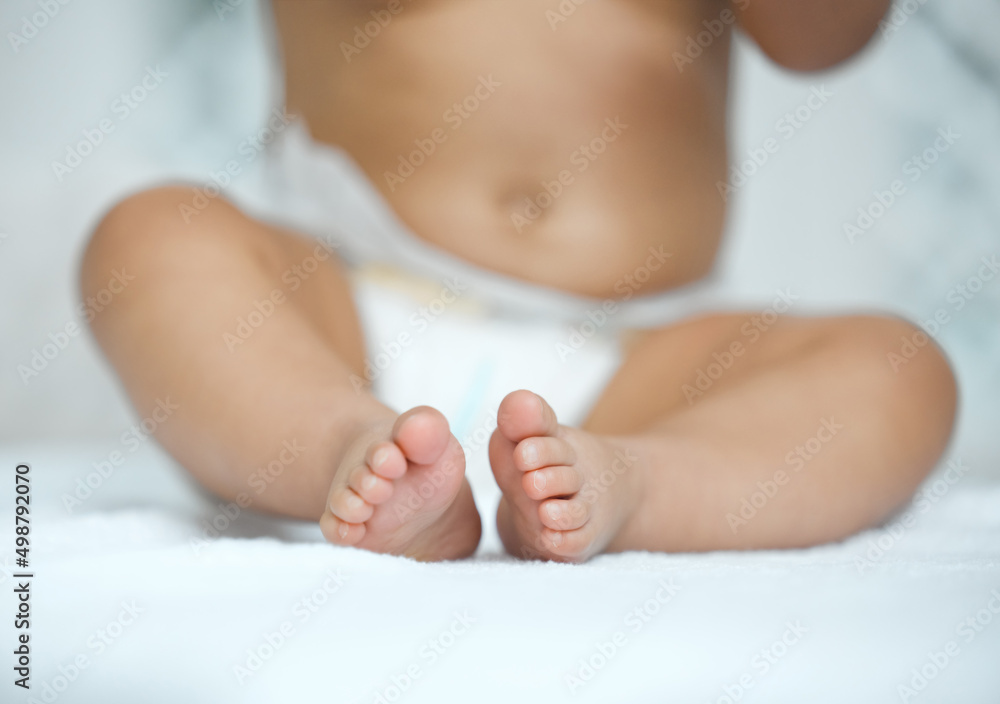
<box><xmin>81</xmin><ymin>0</ymin><xmax>956</xmax><ymax>563</ymax></box>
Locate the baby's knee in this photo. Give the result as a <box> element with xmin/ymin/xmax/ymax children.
<box><xmin>848</xmin><ymin>315</ymin><xmax>956</xmax><ymax>405</ymax></box>
<box><xmin>86</xmin><ymin>186</ymin><xmax>241</xmax><ymax>263</ymax></box>
<box><xmin>82</xmin><ymin>186</ymin><xmax>266</xmax><ymax>302</ymax></box>
<box><xmin>841</xmin><ymin>314</ymin><xmax>958</xmax><ymax>456</ymax></box>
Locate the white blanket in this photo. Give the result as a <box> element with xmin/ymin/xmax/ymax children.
<box><xmin>3</xmin><ymin>0</ymin><xmax>1000</xmax><ymax>702</ymax></box>
<box><xmin>2</xmin><ymin>444</ymin><xmax>999</xmax><ymax>703</ymax></box>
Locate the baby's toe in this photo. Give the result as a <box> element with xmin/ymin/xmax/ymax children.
<box><xmin>497</xmin><ymin>390</ymin><xmax>560</xmax><ymax>443</ymax></box>
<box><xmin>522</xmin><ymin>465</ymin><xmax>583</xmax><ymax>501</ymax></box>
<box><xmin>392</xmin><ymin>406</ymin><xmax>451</xmax><ymax>465</ymax></box>
<box><xmin>539</xmin><ymin>497</ymin><xmax>590</xmax><ymax>531</ymax></box>
<box><xmin>367</xmin><ymin>441</ymin><xmax>407</xmax><ymax>480</ymax></box>
<box><xmin>349</xmin><ymin>465</ymin><xmax>394</xmax><ymax>504</ymax></box>
<box><xmin>320</xmin><ymin>512</ymin><xmax>367</xmax><ymax>546</ymax></box>
<box><xmin>328</xmin><ymin>487</ymin><xmax>374</xmax><ymax>524</ymax></box>
<box><xmin>515</xmin><ymin>436</ymin><xmax>576</xmax><ymax>472</ymax></box>
<box><xmin>541</xmin><ymin>525</ymin><xmax>596</xmax><ymax>562</ymax></box>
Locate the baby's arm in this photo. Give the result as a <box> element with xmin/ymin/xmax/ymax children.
<box><xmin>735</xmin><ymin>0</ymin><xmax>891</xmax><ymax>71</ymax></box>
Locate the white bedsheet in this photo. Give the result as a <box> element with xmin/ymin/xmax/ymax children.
<box><xmin>3</xmin><ymin>0</ymin><xmax>1000</xmax><ymax>702</ymax></box>
<box><xmin>2</xmin><ymin>444</ymin><xmax>999</xmax><ymax>703</ymax></box>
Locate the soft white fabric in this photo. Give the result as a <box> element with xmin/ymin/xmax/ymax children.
<box><xmin>2</xmin><ymin>444</ymin><xmax>999</xmax><ymax>703</ymax></box>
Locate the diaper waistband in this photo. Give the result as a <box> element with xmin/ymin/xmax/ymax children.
<box><xmin>265</xmin><ymin>120</ymin><xmax>729</xmax><ymax>330</ymax></box>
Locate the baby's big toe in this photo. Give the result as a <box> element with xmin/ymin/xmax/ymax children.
<box><xmin>497</xmin><ymin>390</ymin><xmax>559</xmax><ymax>443</ymax></box>
<box><xmin>392</xmin><ymin>406</ymin><xmax>451</xmax><ymax>465</ymax></box>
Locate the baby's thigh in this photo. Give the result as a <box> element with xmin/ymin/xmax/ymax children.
<box><xmin>84</xmin><ymin>185</ymin><xmax>365</xmax><ymax>368</ymax></box>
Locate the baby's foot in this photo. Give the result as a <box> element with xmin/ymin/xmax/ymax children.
<box><xmin>490</xmin><ymin>390</ymin><xmax>643</xmax><ymax>562</ymax></box>
<box><xmin>320</xmin><ymin>406</ymin><xmax>481</xmax><ymax>560</ymax></box>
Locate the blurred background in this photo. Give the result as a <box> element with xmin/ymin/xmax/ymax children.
<box><xmin>1</xmin><ymin>0</ymin><xmax>998</xmax><ymax>476</ymax></box>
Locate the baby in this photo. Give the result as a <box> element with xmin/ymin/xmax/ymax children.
<box><xmin>81</xmin><ymin>0</ymin><xmax>956</xmax><ymax>561</ymax></box>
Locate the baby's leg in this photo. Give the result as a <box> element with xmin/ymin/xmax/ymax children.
<box><xmin>82</xmin><ymin>187</ymin><xmax>480</xmax><ymax>560</ymax></box>
<box><xmin>491</xmin><ymin>313</ymin><xmax>956</xmax><ymax>560</ymax></box>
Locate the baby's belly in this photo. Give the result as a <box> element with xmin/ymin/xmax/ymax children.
<box><xmin>274</xmin><ymin>0</ymin><xmax>731</xmax><ymax>299</ymax></box>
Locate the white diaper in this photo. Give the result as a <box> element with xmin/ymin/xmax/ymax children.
<box><xmin>347</xmin><ymin>271</ymin><xmax>622</xmax><ymax>553</ymax></box>
<box><xmin>236</xmin><ymin>121</ymin><xmax>730</xmax><ymax>552</ymax></box>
